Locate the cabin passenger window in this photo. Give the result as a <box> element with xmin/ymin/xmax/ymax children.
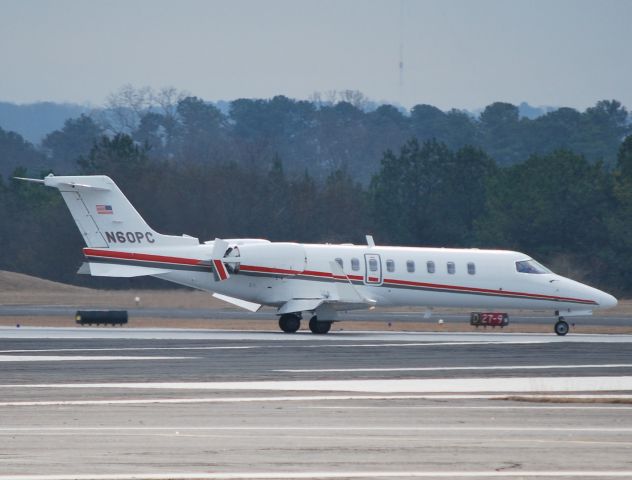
<box><xmin>351</xmin><ymin>258</ymin><xmax>360</xmax><ymax>271</ymax></box>
<box><xmin>447</xmin><ymin>262</ymin><xmax>455</xmax><ymax>274</ymax></box>
<box><xmin>368</xmin><ymin>258</ymin><xmax>378</xmax><ymax>272</ymax></box>
<box><xmin>386</xmin><ymin>259</ymin><xmax>395</xmax><ymax>272</ymax></box>
<box><xmin>406</xmin><ymin>260</ymin><xmax>415</xmax><ymax>273</ymax></box>
<box><xmin>335</xmin><ymin>258</ymin><xmax>343</xmax><ymax>269</ymax></box>
<box><xmin>427</xmin><ymin>261</ymin><xmax>435</xmax><ymax>274</ymax></box>
<box><xmin>467</xmin><ymin>262</ymin><xmax>476</xmax><ymax>275</ymax></box>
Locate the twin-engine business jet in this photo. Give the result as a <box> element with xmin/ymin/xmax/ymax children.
<box><xmin>18</xmin><ymin>174</ymin><xmax>617</xmax><ymax>335</ymax></box>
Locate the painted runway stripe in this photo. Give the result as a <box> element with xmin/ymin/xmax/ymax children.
<box><xmin>0</xmin><ymin>340</ymin><xmax>553</xmax><ymax>354</ymax></box>
<box><xmin>0</xmin><ymin>346</ymin><xmax>255</xmax><ymax>353</ymax></box>
<box><xmin>0</xmin><ymin>355</ymin><xmax>193</xmax><ymax>362</ymax></box>
<box><xmin>2</xmin><ymin>376</ymin><xmax>631</xmax><ymax>393</ymax></box>
<box><xmin>4</xmin><ymin>471</ymin><xmax>632</xmax><ymax>479</ymax></box>
<box><xmin>1</xmin><ymin>426</ymin><xmax>632</xmax><ymax>432</ymax></box>
<box><xmin>276</xmin><ymin>364</ymin><xmax>632</xmax><ymax>373</ymax></box>
<box><xmin>2</xmin><ymin>393</ymin><xmax>632</xmax><ymax>407</ymax></box>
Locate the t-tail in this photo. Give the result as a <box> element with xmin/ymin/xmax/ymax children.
<box><xmin>15</xmin><ymin>174</ymin><xmax>203</xmax><ymax>278</ymax></box>
<box><xmin>16</xmin><ymin>174</ymin><xmax>198</xmax><ymax>249</ymax></box>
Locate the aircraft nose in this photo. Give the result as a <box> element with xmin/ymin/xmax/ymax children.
<box><xmin>596</xmin><ymin>290</ymin><xmax>618</xmax><ymax>309</ymax></box>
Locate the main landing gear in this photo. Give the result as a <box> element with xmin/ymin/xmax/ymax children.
<box><xmin>279</xmin><ymin>313</ymin><xmax>333</xmax><ymax>335</ymax></box>
<box><xmin>278</xmin><ymin>313</ymin><xmax>301</xmax><ymax>333</ymax></box>
<box><xmin>278</xmin><ymin>313</ymin><xmax>333</xmax><ymax>334</ymax></box>
<box><xmin>309</xmin><ymin>315</ymin><xmax>332</xmax><ymax>335</ymax></box>
<box><xmin>554</xmin><ymin>317</ymin><xmax>569</xmax><ymax>336</ymax></box>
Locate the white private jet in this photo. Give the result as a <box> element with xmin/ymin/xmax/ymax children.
<box><xmin>17</xmin><ymin>174</ymin><xmax>617</xmax><ymax>335</ymax></box>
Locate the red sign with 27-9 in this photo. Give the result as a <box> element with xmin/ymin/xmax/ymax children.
<box><xmin>470</xmin><ymin>312</ymin><xmax>509</xmax><ymax>327</ymax></box>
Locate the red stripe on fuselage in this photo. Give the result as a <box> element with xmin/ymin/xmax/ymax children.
<box><xmin>82</xmin><ymin>249</ymin><xmax>597</xmax><ymax>305</ymax></box>
<box><xmin>382</xmin><ymin>278</ymin><xmax>595</xmax><ymax>305</ymax></box>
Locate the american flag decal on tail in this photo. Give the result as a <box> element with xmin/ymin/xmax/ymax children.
<box><xmin>96</xmin><ymin>204</ymin><xmax>113</xmax><ymax>215</ymax></box>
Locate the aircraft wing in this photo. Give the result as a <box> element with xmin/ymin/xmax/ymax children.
<box><xmin>78</xmin><ymin>262</ymin><xmax>169</xmax><ymax>277</ymax></box>
<box><xmin>277</xmin><ymin>262</ymin><xmax>377</xmax><ymax>316</ymax></box>
<box><xmin>277</xmin><ymin>297</ymin><xmax>374</xmax><ymax>316</ymax></box>
<box><xmin>212</xmin><ymin>293</ymin><xmax>262</xmax><ymax>312</ymax></box>
<box><xmin>277</xmin><ymin>299</ymin><xmax>324</xmax><ymax>315</ymax></box>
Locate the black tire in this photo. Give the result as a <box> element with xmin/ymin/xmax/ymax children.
<box><xmin>554</xmin><ymin>319</ymin><xmax>569</xmax><ymax>336</ymax></box>
<box><xmin>279</xmin><ymin>313</ymin><xmax>301</xmax><ymax>333</ymax></box>
<box><xmin>309</xmin><ymin>316</ymin><xmax>332</xmax><ymax>334</ymax></box>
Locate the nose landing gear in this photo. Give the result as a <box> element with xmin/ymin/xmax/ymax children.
<box><xmin>554</xmin><ymin>317</ymin><xmax>569</xmax><ymax>336</ymax></box>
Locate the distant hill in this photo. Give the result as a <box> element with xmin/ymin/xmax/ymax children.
<box><xmin>0</xmin><ymin>101</ymin><xmax>91</xmax><ymax>144</ymax></box>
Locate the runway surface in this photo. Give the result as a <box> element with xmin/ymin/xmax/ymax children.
<box><xmin>1</xmin><ymin>327</ymin><xmax>632</xmax><ymax>479</ymax></box>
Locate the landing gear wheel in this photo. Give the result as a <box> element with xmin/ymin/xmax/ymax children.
<box><xmin>278</xmin><ymin>313</ymin><xmax>301</xmax><ymax>333</ymax></box>
<box><xmin>554</xmin><ymin>318</ymin><xmax>569</xmax><ymax>336</ymax></box>
<box><xmin>309</xmin><ymin>316</ymin><xmax>332</xmax><ymax>334</ymax></box>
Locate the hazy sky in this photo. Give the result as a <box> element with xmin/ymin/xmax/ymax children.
<box><xmin>1</xmin><ymin>0</ymin><xmax>630</xmax><ymax>110</ymax></box>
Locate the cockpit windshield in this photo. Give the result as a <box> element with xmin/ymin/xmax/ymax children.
<box><xmin>515</xmin><ymin>259</ymin><xmax>552</xmax><ymax>274</ymax></box>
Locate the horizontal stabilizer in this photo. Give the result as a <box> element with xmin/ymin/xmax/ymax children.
<box><xmin>212</xmin><ymin>293</ymin><xmax>261</xmax><ymax>312</ymax></box>
<box><xmin>83</xmin><ymin>262</ymin><xmax>169</xmax><ymax>278</ymax></box>
<box><xmin>13</xmin><ymin>177</ymin><xmax>44</xmax><ymax>184</ymax></box>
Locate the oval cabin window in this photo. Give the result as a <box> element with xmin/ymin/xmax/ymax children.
<box><xmin>386</xmin><ymin>259</ymin><xmax>395</xmax><ymax>272</ymax></box>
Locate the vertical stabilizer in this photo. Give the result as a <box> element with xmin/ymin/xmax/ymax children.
<box><xmin>34</xmin><ymin>174</ymin><xmax>198</xmax><ymax>249</ymax></box>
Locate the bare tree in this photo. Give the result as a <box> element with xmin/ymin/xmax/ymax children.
<box><xmin>152</xmin><ymin>86</ymin><xmax>188</xmax><ymax>120</ymax></box>
<box><xmin>339</xmin><ymin>90</ymin><xmax>369</xmax><ymax>110</ymax></box>
<box><xmin>100</xmin><ymin>84</ymin><xmax>153</xmax><ymax>134</ymax></box>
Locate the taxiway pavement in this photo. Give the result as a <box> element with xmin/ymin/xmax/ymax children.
<box><xmin>1</xmin><ymin>328</ymin><xmax>632</xmax><ymax>479</ymax></box>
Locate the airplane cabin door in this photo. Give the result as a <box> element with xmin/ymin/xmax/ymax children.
<box><xmin>364</xmin><ymin>254</ymin><xmax>383</xmax><ymax>285</ymax></box>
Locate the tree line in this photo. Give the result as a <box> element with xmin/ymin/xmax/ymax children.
<box><xmin>1</xmin><ymin>88</ymin><xmax>629</xmax><ymax>183</ymax></box>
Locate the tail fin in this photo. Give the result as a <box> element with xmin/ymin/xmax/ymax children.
<box><xmin>19</xmin><ymin>174</ymin><xmax>198</xmax><ymax>249</ymax></box>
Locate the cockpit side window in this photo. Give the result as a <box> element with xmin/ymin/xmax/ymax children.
<box><xmin>515</xmin><ymin>259</ymin><xmax>552</xmax><ymax>274</ymax></box>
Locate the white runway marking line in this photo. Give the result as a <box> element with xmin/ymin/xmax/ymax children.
<box><xmin>2</xmin><ymin>426</ymin><xmax>632</xmax><ymax>432</ymax></box>
<box><xmin>0</xmin><ymin>340</ymin><xmax>553</xmax><ymax>354</ymax></box>
<box><xmin>277</xmin><ymin>364</ymin><xmax>632</xmax><ymax>373</ymax></box>
<box><xmin>2</xmin><ymin>393</ymin><xmax>632</xmax><ymax>407</ymax></box>
<box><xmin>4</xmin><ymin>471</ymin><xmax>632</xmax><ymax>479</ymax></box>
<box><xmin>0</xmin><ymin>346</ymin><xmax>256</xmax><ymax>353</ymax></box>
<box><xmin>0</xmin><ymin>355</ymin><xmax>195</xmax><ymax>362</ymax></box>
<box><xmin>2</xmin><ymin>376</ymin><xmax>631</xmax><ymax>393</ymax></box>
